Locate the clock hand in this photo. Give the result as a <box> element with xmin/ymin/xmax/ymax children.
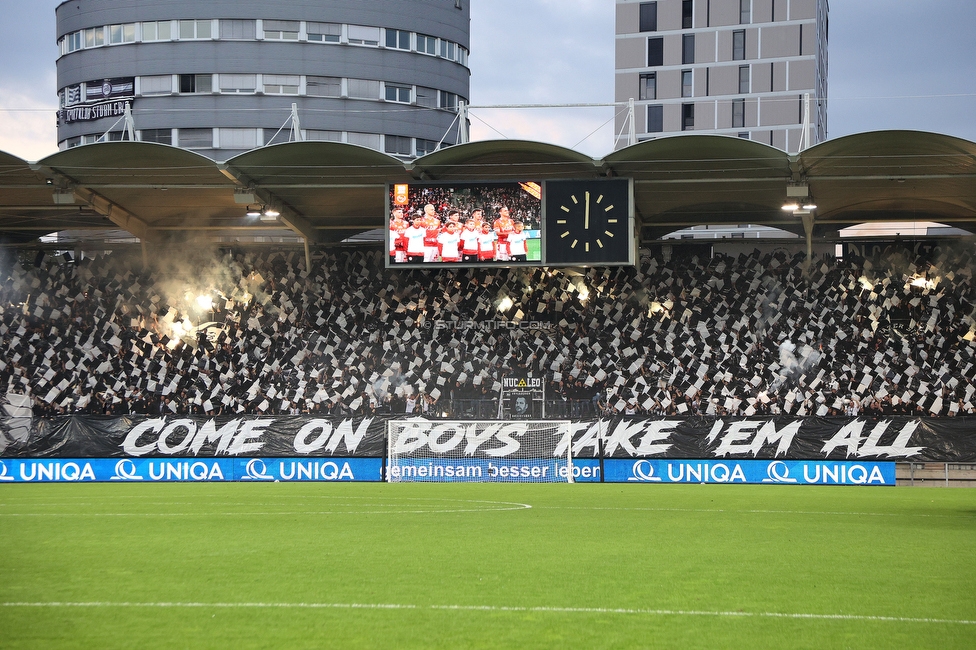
<box><xmin>584</xmin><ymin>191</ymin><xmax>590</xmax><ymax>230</ymax></box>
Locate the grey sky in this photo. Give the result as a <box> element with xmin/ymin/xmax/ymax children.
<box><xmin>1</xmin><ymin>0</ymin><xmax>974</xmax><ymax>160</ymax></box>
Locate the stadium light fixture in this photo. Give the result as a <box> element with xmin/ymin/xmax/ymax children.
<box><xmin>781</xmin><ymin>202</ymin><xmax>800</xmax><ymax>212</ymax></box>
<box><xmin>245</xmin><ymin>205</ymin><xmax>262</xmax><ymax>218</ymax></box>
<box><xmin>261</xmin><ymin>205</ymin><xmax>281</xmax><ymax>220</ymax></box>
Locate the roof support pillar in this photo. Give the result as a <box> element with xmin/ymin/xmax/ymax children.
<box><xmin>801</xmin><ymin>212</ymin><xmax>816</xmax><ymax>270</ymax></box>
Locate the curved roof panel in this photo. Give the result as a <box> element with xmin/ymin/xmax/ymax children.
<box><xmin>798</xmin><ymin>131</ymin><xmax>976</xmax><ymax>229</ymax></box>
<box><xmin>413</xmin><ymin>139</ymin><xmax>599</xmax><ymax>180</ymax></box>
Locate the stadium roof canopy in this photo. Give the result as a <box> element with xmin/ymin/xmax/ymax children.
<box><xmin>1</xmin><ymin>130</ymin><xmax>974</xmax><ymax>246</ymax></box>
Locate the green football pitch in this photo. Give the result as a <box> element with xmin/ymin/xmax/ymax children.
<box><xmin>1</xmin><ymin>483</ymin><xmax>974</xmax><ymax>649</ymax></box>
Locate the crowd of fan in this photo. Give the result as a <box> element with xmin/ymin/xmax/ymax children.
<box><xmin>2</xmin><ymin>240</ymin><xmax>976</xmax><ymax>419</ymax></box>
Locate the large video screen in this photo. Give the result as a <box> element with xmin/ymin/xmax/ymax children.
<box><xmin>387</xmin><ymin>181</ymin><xmax>543</xmax><ymax>267</ymax></box>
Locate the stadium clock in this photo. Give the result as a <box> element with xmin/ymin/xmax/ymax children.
<box><xmin>544</xmin><ymin>179</ymin><xmax>634</xmax><ymax>265</ymax></box>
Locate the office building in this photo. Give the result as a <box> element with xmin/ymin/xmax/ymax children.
<box><xmin>615</xmin><ymin>0</ymin><xmax>827</xmax><ymax>152</ymax></box>
<box><xmin>55</xmin><ymin>0</ymin><xmax>470</xmax><ymax>159</ymax></box>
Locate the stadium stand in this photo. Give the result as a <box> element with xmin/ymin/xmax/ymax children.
<box><xmin>2</xmin><ymin>241</ymin><xmax>975</xmax><ymax>418</ymax></box>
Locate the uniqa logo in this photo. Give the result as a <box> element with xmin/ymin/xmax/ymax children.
<box><xmin>761</xmin><ymin>460</ymin><xmax>798</xmax><ymax>483</ymax></box>
<box><xmin>628</xmin><ymin>460</ymin><xmax>662</xmax><ymax>482</ymax></box>
<box><xmin>0</xmin><ymin>461</ymin><xmax>14</xmax><ymax>481</ymax></box>
<box><xmin>111</xmin><ymin>459</ymin><xmax>144</xmax><ymax>481</ymax></box>
<box><xmin>243</xmin><ymin>459</ymin><xmax>274</xmax><ymax>481</ymax></box>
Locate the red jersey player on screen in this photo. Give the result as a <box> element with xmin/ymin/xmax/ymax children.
<box><xmin>389</xmin><ymin>208</ymin><xmax>408</xmax><ymax>263</ymax></box>
<box><xmin>422</xmin><ymin>204</ymin><xmax>441</xmax><ymax>262</ymax></box>
<box><xmin>492</xmin><ymin>206</ymin><xmax>515</xmax><ymax>261</ymax></box>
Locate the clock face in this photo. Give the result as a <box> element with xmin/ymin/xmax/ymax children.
<box><xmin>544</xmin><ymin>179</ymin><xmax>633</xmax><ymax>265</ymax></box>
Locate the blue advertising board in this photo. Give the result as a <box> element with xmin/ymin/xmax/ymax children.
<box><xmin>0</xmin><ymin>458</ymin><xmax>383</xmax><ymax>483</ymax></box>
<box><xmin>603</xmin><ymin>459</ymin><xmax>896</xmax><ymax>485</ymax></box>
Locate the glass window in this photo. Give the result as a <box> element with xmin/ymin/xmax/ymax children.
<box><xmin>740</xmin><ymin>0</ymin><xmax>751</xmax><ymax>24</ymax></box>
<box><xmin>733</xmin><ymin>30</ymin><xmax>746</xmax><ymax>60</ymax></box>
<box><xmin>85</xmin><ymin>27</ymin><xmax>105</xmax><ymax>48</ymax></box>
<box><xmin>347</xmin><ymin>132</ymin><xmax>381</xmax><ymax>150</ymax></box>
<box><xmin>140</xmin><ymin>129</ymin><xmax>172</xmax><ymax>145</ymax></box>
<box><xmin>739</xmin><ymin>65</ymin><xmax>750</xmax><ymax>94</ymax></box>
<box><xmin>306</xmin><ymin>76</ymin><xmax>341</xmax><ymax>97</ymax></box>
<box><xmin>440</xmin><ymin>91</ymin><xmax>458</xmax><ymax>109</ymax></box>
<box><xmin>440</xmin><ymin>40</ymin><xmax>456</xmax><ymax>60</ymax></box>
<box><xmin>639</xmin><ymin>3</ymin><xmax>657</xmax><ymax>32</ymax></box>
<box><xmin>682</xmin><ymin>0</ymin><xmax>693</xmax><ymax>28</ymax></box>
<box><xmin>263</xmin><ymin>20</ymin><xmax>299</xmax><ymax>40</ymax></box>
<box><xmin>732</xmin><ymin>99</ymin><xmax>745</xmax><ymax>128</ymax></box>
<box><xmin>416</xmin><ymin>138</ymin><xmax>439</xmax><ymax>156</ymax></box>
<box><xmin>219</xmin><ymin>128</ymin><xmax>259</xmax><ymax>149</ymax></box>
<box><xmin>682</xmin><ymin>103</ymin><xmax>695</xmax><ymax>131</ymax></box>
<box><xmin>180</xmin><ymin>19</ymin><xmax>211</xmax><ymax>40</ymax></box>
<box><xmin>639</xmin><ymin>73</ymin><xmax>656</xmax><ymax>100</ymax></box>
<box><xmin>683</xmin><ymin>34</ymin><xmax>695</xmax><ymax>64</ymax></box>
<box><xmin>219</xmin><ymin>74</ymin><xmax>256</xmax><ymax>93</ymax></box>
<box><xmin>263</xmin><ymin>74</ymin><xmax>299</xmax><ymax>94</ymax></box>
<box><xmin>681</xmin><ymin>70</ymin><xmax>693</xmax><ymax>98</ymax></box>
<box><xmin>347</xmin><ymin>25</ymin><xmax>380</xmax><ymax>45</ymax></box>
<box><xmin>348</xmin><ymin>78</ymin><xmax>381</xmax><ymax>99</ymax></box>
<box><xmin>142</xmin><ymin>21</ymin><xmax>172</xmax><ymax>41</ymax></box>
<box><xmin>416</xmin><ymin>86</ymin><xmax>438</xmax><ymax>108</ymax></box>
<box><xmin>647</xmin><ymin>105</ymin><xmax>663</xmax><ymax>133</ymax></box>
<box><xmin>386</xmin><ymin>29</ymin><xmax>410</xmax><ymax>49</ymax></box>
<box><xmin>385</xmin><ymin>135</ymin><xmax>412</xmax><ymax>156</ymax></box>
<box><xmin>647</xmin><ymin>38</ymin><xmax>663</xmax><ymax>67</ymax></box>
<box><xmin>178</xmin><ymin>128</ymin><xmax>213</xmax><ymax>149</ymax></box>
<box><xmin>68</xmin><ymin>31</ymin><xmax>83</xmax><ymax>52</ymax></box>
<box><xmin>140</xmin><ymin>75</ymin><xmax>173</xmax><ymax>95</ymax></box>
<box><xmin>108</xmin><ymin>24</ymin><xmax>134</xmax><ymax>44</ymax></box>
<box><xmin>179</xmin><ymin>74</ymin><xmax>212</xmax><ymax>93</ymax></box>
<box><xmin>307</xmin><ymin>22</ymin><xmax>341</xmax><ymax>43</ymax></box>
<box><xmin>220</xmin><ymin>20</ymin><xmax>256</xmax><ymax>40</ymax></box>
<box><xmin>385</xmin><ymin>84</ymin><xmax>411</xmax><ymax>103</ymax></box>
<box><xmin>417</xmin><ymin>34</ymin><xmax>437</xmax><ymax>55</ymax></box>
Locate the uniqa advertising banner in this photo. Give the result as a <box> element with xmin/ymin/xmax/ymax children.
<box><xmin>0</xmin><ymin>457</ymin><xmax>383</xmax><ymax>483</ymax></box>
<box><xmin>604</xmin><ymin>459</ymin><xmax>896</xmax><ymax>485</ymax></box>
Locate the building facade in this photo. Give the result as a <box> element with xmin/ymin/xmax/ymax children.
<box><xmin>615</xmin><ymin>0</ymin><xmax>827</xmax><ymax>152</ymax></box>
<box><xmin>55</xmin><ymin>0</ymin><xmax>470</xmax><ymax>159</ymax></box>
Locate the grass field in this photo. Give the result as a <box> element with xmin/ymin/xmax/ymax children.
<box><xmin>1</xmin><ymin>483</ymin><xmax>974</xmax><ymax>649</ymax></box>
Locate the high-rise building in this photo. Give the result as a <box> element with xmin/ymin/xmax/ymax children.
<box><xmin>614</xmin><ymin>0</ymin><xmax>827</xmax><ymax>152</ymax></box>
<box><xmin>55</xmin><ymin>0</ymin><xmax>470</xmax><ymax>159</ymax></box>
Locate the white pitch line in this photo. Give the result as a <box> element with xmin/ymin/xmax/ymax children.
<box><xmin>0</xmin><ymin>504</ymin><xmax>532</xmax><ymax>518</ymax></box>
<box><xmin>2</xmin><ymin>601</ymin><xmax>973</xmax><ymax>625</ymax></box>
<box><xmin>545</xmin><ymin>506</ymin><xmax>969</xmax><ymax>519</ymax></box>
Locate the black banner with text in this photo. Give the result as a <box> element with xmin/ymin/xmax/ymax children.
<box><xmin>2</xmin><ymin>416</ymin><xmax>975</xmax><ymax>461</ymax></box>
